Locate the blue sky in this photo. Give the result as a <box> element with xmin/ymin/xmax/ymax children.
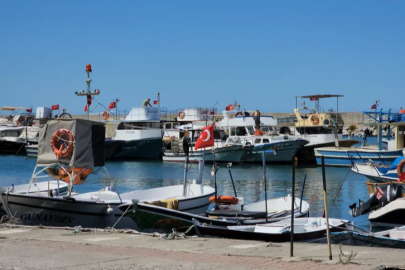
<box><xmin>1</xmin><ymin>1</ymin><xmax>404</xmax><ymax>115</ymax></box>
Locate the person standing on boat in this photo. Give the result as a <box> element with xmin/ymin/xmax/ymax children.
<box><xmin>363</xmin><ymin>128</ymin><xmax>369</xmax><ymax>146</ymax></box>
<box><xmin>142</xmin><ymin>98</ymin><xmax>152</xmax><ymax>107</ymax></box>
<box><xmin>182</xmin><ymin>130</ymin><xmax>190</xmax><ymax>157</ymax></box>
<box><xmin>252</xmin><ymin>110</ymin><xmax>261</xmax><ymax>130</ymax></box>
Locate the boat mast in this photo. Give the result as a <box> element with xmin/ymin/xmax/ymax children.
<box><xmin>75</xmin><ymin>64</ymin><xmax>100</xmax><ymax>120</ymax></box>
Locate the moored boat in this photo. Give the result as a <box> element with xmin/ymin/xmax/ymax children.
<box><xmin>192</xmin><ymin>217</ymin><xmax>349</xmax><ymax>242</ymax></box>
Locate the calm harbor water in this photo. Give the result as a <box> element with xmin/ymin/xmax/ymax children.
<box><xmin>0</xmin><ymin>155</ymin><xmax>373</xmax><ymax>230</ymax></box>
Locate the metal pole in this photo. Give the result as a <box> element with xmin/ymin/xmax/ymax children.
<box><xmin>295</xmin><ymin>97</ymin><xmax>297</xmax><ymax>109</ymax></box>
<box><xmin>228</xmin><ymin>168</ymin><xmax>237</xmax><ymax>197</ymax></box>
<box><xmin>182</xmin><ymin>156</ymin><xmax>188</xmax><ymax>196</ymax></box>
<box><xmin>213</xmin><ymin>150</ymin><xmax>219</xmax><ymax>210</ymax></box>
<box><xmin>262</xmin><ymin>152</ymin><xmax>268</xmax><ymax>223</ymax></box>
<box><xmin>290</xmin><ymin>154</ymin><xmax>295</xmax><ymax>257</ymax></box>
<box><xmin>299</xmin><ymin>174</ymin><xmax>306</xmax><ymax>213</ymax></box>
<box><xmin>322</xmin><ymin>155</ymin><xmax>333</xmax><ymax>260</ymax></box>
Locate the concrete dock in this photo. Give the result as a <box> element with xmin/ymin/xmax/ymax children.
<box><xmin>0</xmin><ymin>225</ymin><xmax>404</xmax><ymax>270</ymax></box>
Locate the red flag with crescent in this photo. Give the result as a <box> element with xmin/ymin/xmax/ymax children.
<box><xmin>195</xmin><ymin>123</ymin><xmax>215</xmax><ymax>150</ymax></box>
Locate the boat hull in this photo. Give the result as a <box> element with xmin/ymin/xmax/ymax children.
<box><xmin>122</xmin><ymin>196</ymin><xmax>310</xmax><ymax>232</ymax></box>
<box><xmin>241</xmin><ymin>140</ymin><xmax>308</xmax><ymax>163</ymax></box>
<box><xmin>0</xmin><ymin>140</ymin><xmax>26</xmax><ymax>155</ymax></box>
<box><xmin>368</xmin><ymin>199</ymin><xmax>405</xmax><ymax>228</ymax></box>
<box><xmin>194</xmin><ymin>219</ymin><xmax>346</xmax><ymax>242</ymax></box>
<box><xmin>329</xmin><ymin>231</ymin><xmax>405</xmax><ymax>249</ymax></box>
<box><xmin>105</xmin><ymin>138</ymin><xmax>163</xmax><ymax>159</ymax></box>
<box><xmin>0</xmin><ymin>184</ymin><xmax>215</xmax><ymax>229</ymax></box>
<box><xmin>296</xmin><ymin>139</ymin><xmax>359</xmax><ymax>164</ymax></box>
<box><xmin>163</xmin><ymin>145</ymin><xmax>245</xmax><ymax>163</ymax></box>
<box><xmin>315</xmin><ymin>148</ymin><xmax>404</xmax><ymax>167</ymax></box>
<box><xmin>351</xmin><ymin>164</ymin><xmax>399</xmax><ymax>182</ymax></box>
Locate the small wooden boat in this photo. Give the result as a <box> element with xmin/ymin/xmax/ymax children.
<box><xmin>192</xmin><ymin>217</ymin><xmax>349</xmax><ymax>242</ymax></box>
<box><xmin>329</xmin><ymin>226</ymin><xmax>405</xmax><ymax>249</ymax></box>
<box><xmin>119</xmin><ymin>195</ymin><xmax>310</xmax><ymax>232</ymax></box>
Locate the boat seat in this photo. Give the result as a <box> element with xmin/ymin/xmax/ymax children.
<box><xmin>207</xmin><ymin>210</ymin><xmax>267</xmax><ymax>219</ymax></box>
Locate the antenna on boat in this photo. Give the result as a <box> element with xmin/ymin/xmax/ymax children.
<box><xmin>75</xmin><ymin>64</ymin><xmax>100</xmax><ymax>120</ymax></box>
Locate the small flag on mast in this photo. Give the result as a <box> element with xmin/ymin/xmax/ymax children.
<box><xmin>51</xmin><ymin>104</ymin><xmax>59</xmax><ymax>110</ymax></box>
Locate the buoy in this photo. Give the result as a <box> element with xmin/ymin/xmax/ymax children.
<box><xmin>50</xmin><ymin>129</ymin><xmax>74</xmax><ymax>158</ymax></box>
<box><xmin>178</xmin><ymin>111</ymin><xmax>185</xmax><ymax>120</ymax></box>
<box><xmin>310</xmin><ymin>114</ymin><xmax>319</xmax><ymax>125</ymax></box>
<box><xmin>209</xmin><ymin>196</ymin><xmax>239</xmax><ymax>204</ymax></box>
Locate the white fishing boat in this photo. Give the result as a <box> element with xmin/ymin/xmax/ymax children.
<box><xmin>214</xmin><ymin>110</ymin><xmax>308</xmax><ymax>163</ymax></box>
<box><xmin>0</xmin><ymin>119</ymin><xmax>215</xmax><ymax>229</ymax></box>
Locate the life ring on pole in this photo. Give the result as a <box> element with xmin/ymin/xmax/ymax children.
<box><xmin>310</xmin><ymin>114</ymin><xmax>320</xmax><ymax>125</ymax></box>
<box><xmin>178</xmin><ymin>111</ymin><xmax>186</xmax><ymax>120</ymax></box>
<box><xmin>209</xmin><ymin>196</ymin><xmax>239</xmax><ymax>204</ymax></box>
<box><xmin>397</xmin><ymin>159</ymin><xmax>405</xmax><ymax>178</ymax></box>
<box><xmin>102</xmin><ymin>111</ymin><xmax>110</xmax><ymax>120</ymax></box>
<box><xmin>50</xmin><ymin>129</ymin><xmax>74</xmax><ymax>158</ymax></box>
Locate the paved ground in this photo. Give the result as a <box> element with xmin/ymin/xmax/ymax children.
<box><xmin>0</xmin><ymin>225</ymin><xmax>404</xmax><ymax>270</ymax></box>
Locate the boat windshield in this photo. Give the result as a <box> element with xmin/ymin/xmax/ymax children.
<box><xmin>246</xmin><ymin>126</ymin><xmax>255</xmax><ymax>135</ymax></box>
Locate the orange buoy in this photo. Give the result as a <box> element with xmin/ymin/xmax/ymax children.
<box><xmin>50</xmin><ymin>128</ymin><xmax>74</xmax><ymax>158</ymax></box>
<box><xmin>310</xmin><ymin>114</ymin><xmax>319</xmax><ymax>125</ymax></box>
<box><xmin>86</xmin><ymin>63</ymin><xmax>92</xmax><ymax>72</ymax></box>
<box><xmin>102</xmin><ymin>111</ymin><xmax>110</xmax><ymax>120</ymax></box>
<box><xmin>178</xmin><ymin>111</ymin><xmax>185</xmax><ymax>120</ymax></box>
<box><xmin>209</xmin><ymin>196</ymin><xmax>239</xmax><ymax>204</ymax></box>
<box><xmin>397</xmin><ymin>159</ymin><xmax>405</xmax><ymax>178</ymax></box>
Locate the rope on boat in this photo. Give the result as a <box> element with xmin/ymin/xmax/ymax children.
<box><xmin>0</xmin><ymin>219</ymin><xmax>195</xmax><ymax>240</ymax></box>
<box><xmin>154</xmin><ymin>225</ymin><xmax>196</xmax><ymax>240</ymax></box>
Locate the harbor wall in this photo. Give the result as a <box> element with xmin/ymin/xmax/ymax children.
<box><xmin>72</xmin><ymin>111</ymin><xmax>369</xmax><ymax>126</ymax></box>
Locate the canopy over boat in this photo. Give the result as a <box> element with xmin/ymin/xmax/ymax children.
<box><xmin>37</xmin><ymin>119</ymin><xmax>105</xmax><ymax>167</ymax></box>
<box><xmin>0</xmin><ymin>106</ymin><xmax>30</xmax><ymax>111</ymax></box>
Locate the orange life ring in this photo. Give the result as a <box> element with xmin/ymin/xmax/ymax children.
<box><xmin>209</xmin><ymin>196</ymin><xmax>239</xmax><ymax>204</ymax></box>
<box><xmin>397</xmin><ymin>159</ymin><xmax>405</xmax><ymax>177</ymax></box>
<box><xmin>102</xmin><ymin>111</ymin><xmax>110</xmax><ymax>120</ymax></box>
<box><xmin>50</xmin><ymin>128</ymin><xmax>74</xmax><ymax>158</ymax></box>
<box><xmin>310</xmin><ymin>114</ymin><xmax>319</xmax><ymax>125</ymax></box>
<box><xmin>47</xmin><ymin>166</ymin><xmax>93</xmax><ymax>185</ymax></box>
<box><xmin>178</xmin><ymin>111</ymin><xmax>185</xmax><ymax>120</ymax></box>
<box><xmin>235</xmin><ymin>112</ymin><xmax>243</xmax><ymax>117</ymax></box>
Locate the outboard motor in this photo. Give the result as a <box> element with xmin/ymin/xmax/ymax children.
<box><xmin>387</xmin><ymin>184</ymin><xmax>403</xmax><ymax>202</ymax></box>
<box><xmin>350</xmin><ymin>184</ymin><xmax>403</xmax><ymax>217</ymax></box>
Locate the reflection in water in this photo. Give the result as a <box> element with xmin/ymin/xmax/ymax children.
<box><xmin>0</xmin><ymin>155</ymin><xmax>370</xmax><ymax>229</ymax></box>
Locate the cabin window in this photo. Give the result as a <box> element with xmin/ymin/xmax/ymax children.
<box><xmin>263</xmin><ymin>139</ymin><xmax>270</xmax><ymax>143</ymax></box>
<box><xmin>246</xmin><ymin>126</ymin><xmax>255</xmax><ymax>135</ymax></box>
<box><xmin>230</xmin><ymin>127</ymin><xmax>236</xmax><ymax>136</ymax></box>
<box><xmin>236</xmin><ymin>127</ymin><xmax>247</xmax><ymax>136</ymax></box>
<box><xmin>216</xmin><ymin>130</ymin><xmax>228</xmax><ymax>140</ymax></box>
<box><xmin>3</xmin><ymin>130</ymin><xmax>20</xmax><ymax>137</ymax></box>
<box><xmin>164</xmin><ymin>123</ymin><xmax>171</xmax><ymax>129</ymax></box>
<box><xmin>254</xmin><ymin>138</ymin><xmax>262</xmax><ymax>144</ymax></box>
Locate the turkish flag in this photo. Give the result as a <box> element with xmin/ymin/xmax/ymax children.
<box><xmin>51</xmin><ymin>105</ymin><xmax>59</xmax><ymax>110</ymax></box>
<box><xmin>371</xmin><ymin>104</ymin><xmax>377</xmax><ymax>109</ymax></box>
<box><xmin>26</xmin><ymin>109</ymin><xmax>32</xmax><ymax>113</ymax></box>
<box><xmin>195</xmin><ymin>123</ymin><xmax>215</xmax><ymax>150</ymax></box>
<box><xmin>226</xmin><ymin>104</ymin><xmax>233</xmax><ymax>111</ymax></box>
<box><xmin>153</xmin><ymin>100</ymin><xmax>159</xmax><ymax>105</ymax></box>
<box><xmin>84</xmin><ymin>104</ymin><xmax>88</xmax><ymax>112</ymax></box>
<box><xmin>109</xmin><ymin>102</ymin><xmax>116</xmax><ymax>109</ymax></box>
